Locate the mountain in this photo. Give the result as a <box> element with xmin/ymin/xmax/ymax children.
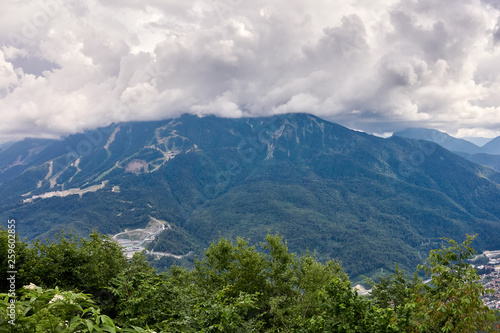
<box><xmin>463</xmin><ymin>137</ymin><xmax>492</xmax><ymax>147</ymax></box>
<box><xmin>482</xmin><ymin>136</ymin><xmax>500</xmax><ymax>155</ymax></box>
<box><xmin>0</xmin><ymin>141</ymin><xmax>12</xmax><ymax>150</ymax></box>
<box><xmin>0</xmin><ymin>138</ymin><xmax>59</xmax><ymax>184</ymax></box>
<box><xmin>455</xmin><ymin>153</ymin><xmax>500</xmax><ymax>172</ymax></box>
<box><xmin>2</xmin><ymin>113</ymin><xmax>500</xmax><ymax>279</ymax></box>
<box><xmin>393</xmin><ymin>128</ymin><xmax>481</xmax><ymax>154</ymax></box>
<box><xmin>393</xmin><ymin>128</ymin><xmax>500</xmax><ymax>171</ymax></box>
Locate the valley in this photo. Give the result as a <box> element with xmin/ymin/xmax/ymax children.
<box><xmin>112</xmin><ymin>217</ymin><xmax>193</xmax><ymax>260</ymax></box>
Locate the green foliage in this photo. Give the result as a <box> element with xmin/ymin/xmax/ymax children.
<box><xmin>23</xmin><ymin>230</ymin><xmax>128</xmax><ymax>298</ymax></box>
<box><xmin>0</xmin><ymin>284</ymin><xmax>151</xmax><ymax>333</ymax></box>
<box><xmin>2</xmin><ymin>229</ymin><xmax>499</xmax><ymax>332</ymax></box>
<box><xmin>186</xmin><ymin>286</ymin><xmax>262</xmax><ymax>333</ymax></box>
<box><xmin>0</xmin><ymin>227</ymin><xmax>37</xmax><ymax>291</ymax></box>
<box><xmin>108</xmin><ymin>253</ymin><xmax>179</xmax><ymax>328</ymax></box>
<box><xmin>368</xmin><ymin>264</ymin><xmax>420</xmax><ymax>328</ymax></box>
<box><xmin>370</xmin><ymin>234</ymin><xmax>498</xmax><ymax>332</ymax></box>
<box><xmin>300</xmin><ymin>276</ymin><xmax>399</xmax><ymax>333</ymax></box>
<box><xmin>147</xmin><ymin>226</ymin><xmax>200</xmax><ymax>256</ymax></box>
<box><xmin>191</xmin><ymin>234</ymin><xmax>405</xmax><ymax>332</ymax></box>
<box><xmin>412</xmin><ymin>234</ymin><xmax>497</xmax><ymax>332</ymax></box>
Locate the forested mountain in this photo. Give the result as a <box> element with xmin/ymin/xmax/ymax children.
<box><xmin>2</xmin><ymin>113</ymin><xmax>500</xmax><ymax>278</ymax></box>
<box><xmin>393</xmin><ymin>128</ymin><xmax>482</xmax><ymax>154</ymax></box>
<box><xmin>483</xmin><ymin>136</ymin><xmax>500</xmax><ymax>155</ymax></box>
<box><xmin>394</xmin><ymin>128</ymin><xmax>500</xmax><ymax>171</ymax></box>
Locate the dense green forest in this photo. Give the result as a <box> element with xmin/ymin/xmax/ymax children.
<box><xmin>1</xmin><ymin>228</ymin><xmax>499</xmax><ymax>332</ymax></box>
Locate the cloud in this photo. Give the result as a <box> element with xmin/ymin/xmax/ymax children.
<box><xmin>0</xmin><ymin>50</ymin><xmax>19</xmax><ymax>90</ymax></box>
<box><xmin>1</xmin><ymin>0</ymin><xmax>500</xmax><ymax>140</ymax></box>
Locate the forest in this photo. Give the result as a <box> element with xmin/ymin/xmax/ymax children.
<box><xmin>1</xmin><ymin>228</ymin><xmax>499</xmax><ymax>332</ymax></box>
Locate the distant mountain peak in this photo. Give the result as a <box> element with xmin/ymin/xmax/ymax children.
<box><xmin>393</xmin><ymin>128</ymin><xmax>480</xmax><ymax>154</ymax></box>
<box><xmin>482</xmin><ymin>136</ymin><xmax>500</xmax><ymax>155</ymax></box>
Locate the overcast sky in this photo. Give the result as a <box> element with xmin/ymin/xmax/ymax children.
<box><xmin>2</xmin><ymin>0</ymin><xmax>500</xmax><ymax>141</ymax></box>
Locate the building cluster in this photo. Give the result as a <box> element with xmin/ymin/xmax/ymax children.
<box><xmin>479</xmin><ymin>270</ymin><xmax>500</xmax><ymax>309</ymax></box>
<box><xmin>474</xmin><ymin>250</ymin><xmax>500</xmax><ymax>309</ymax></box>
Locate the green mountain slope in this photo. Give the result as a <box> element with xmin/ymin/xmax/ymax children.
<box><xmin>393</xmin><ymin>128</ymin><xmax>500</xmax><ymax>171</ymax></box>
<box><xmin>482</xmin><ymin>136</ymin><xmax>500</xmax><ymax>155</ymax></box>
<box><xmin>2</xmin><ymin>113</ymin><xmax>500</xmax><ymax>278</ymax></box>
<box><xmin>393</xmin><ymin>128</ymin><xmax>481</xmax><ymax>154</ymax></box>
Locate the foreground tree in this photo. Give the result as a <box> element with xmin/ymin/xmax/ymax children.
<box><xmin>0</xmin><ymin>227</ymin><xmax>36</xmax><ymax>291</ymax></box>
<box><xmin>413</xmin><ymin>234</ymin><xmax>497</xmax><ymax>332</ymax></box>
<box><xmin>0</xmin><ymin>284</ymin><xmax>154</xmax><ymax>333</ymax></box>
<box><xmin>25</xmin><ymin>230</ymin><xmax>128</xmax><ymax>295</ymax></box>
<box><xmin>189</xmin><ymin>234</ymin><xmax>400</xmax><ymax>332</ymax></box>
<box><xmin>1</xmin><ymin>229</ymin><xmax>499</xmax><ymax>332</ymax></box>
<box><xmin>371</xmin><ymin>234</ymin><xmax>498</xmax><ymax>332</ymax></box>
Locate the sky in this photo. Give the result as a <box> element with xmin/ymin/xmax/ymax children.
<box><xmin>2</xmin><ymin>0</ymin><xmax>500</xmax><ymax>141</ymax></box>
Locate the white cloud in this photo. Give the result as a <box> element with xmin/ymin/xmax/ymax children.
<box><xmin>455</xmin><ymin>127</ymin><xmax>500</xmax><ymax>138</ymax></box>
<box><xmin>191</xmin><ymin>91</ymin><xmax>243</xmax><ymax>117</ymax></box>
<box><xmin>0</xmin><ymin>50</ymin><xmax>19</xmax><ymax>90</ymax></box>
<box><xmin>1</xmin><ymin>0</ymin><xmax>500</xmax><ymax>140</ymax></box>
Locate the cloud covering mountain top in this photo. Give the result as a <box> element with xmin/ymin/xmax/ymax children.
<box><xmin>1</xmin><ymin>0</ymin><xmax>500</xmax><ymax>140</ymax></box>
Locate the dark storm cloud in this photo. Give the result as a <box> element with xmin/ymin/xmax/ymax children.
<box><xmin>1</xmin><ymin>0</ymin><xmax>500</xmax><ymax>140</ymax></box>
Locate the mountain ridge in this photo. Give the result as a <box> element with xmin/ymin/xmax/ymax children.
<box><xmin>393</xmin><ymin>128</ymin><xmax>481</xmax><ymax>154</ymax></box>
<box><xmin>482</xmin><ymin>136</ymin><xmax>500</xmax><ymax>155</ymax></box>
<box><xmin>393</xmin><ymin>127</ymin><xmax>500</xmax><ymax>171</ymax></box>
<box><xmin>2</xmin><ymin>113</ymin><xmax>500</xmax><ymax>278</ymax></box>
